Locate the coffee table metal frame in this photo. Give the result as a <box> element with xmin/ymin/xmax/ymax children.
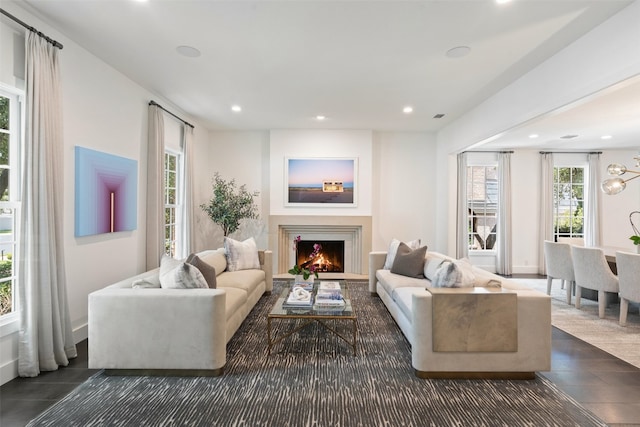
<box><xmin>267</xmin><ymin>281</ymin><xmax>357</xmax><ymax>355</ymax></box>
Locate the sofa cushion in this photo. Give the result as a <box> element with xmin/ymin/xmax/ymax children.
<box><xmin>393</xmin><ymin>287</ymin><xmax>424</xmax><ymax>322</ymax></box>
<box><xmin>224</xmin><ymin>237</ymin><xmax>260</xmax><ymax>272</ymax></box>
<box><xmin>186</xmin><ymin>253</ymin><xmax>217</xmax><ymax>289</ymax></box>
<box><xmin>217</xmin><ymin>269</ymin><xmax>266</xmax><ymax>294</ymax></box>
<box><xmin>383</xmin><ymin>238</ymin><xmax>421</xmax><ymax>269</ymax></box>
<box><xmin>472</xmin><ymin>267</ymin><xmax>503</xmax><ymax>288</ymax></box>
<box><xmin>376</xmin><ymin>269</ymin><xmax>429</xmax><ymax>299</ymax></box>
<box><xmin>391</xmin><ymin>243</ymin><xmax>428</xmax><ymax>278</ymax></box>
<box><xmin>223</xmin><ymin>287</ymin><xmax>248</xmax><ymax>321</ymax></box>
<box><xmin>159</xmin><ymin>256</ymin><xmax>208</xmax><ymax>289</ymax></box>
<box><xmin>198</xmin><ymin>249</ymin><xmax>228</xmax><ymax>276</ymax></box>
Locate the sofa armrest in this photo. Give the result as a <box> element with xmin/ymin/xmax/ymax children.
<box><xmin>369</xmin><ymin>251</ymin><xmax>387</xmax><ymax>293</ymax></box>
<box><xmin>89</xmin><ymin>288</ymin><xmax>227</xmax><ymax>371</ymax></box>
<box><xmin>259</xmin><ymin>250</ymin><xmax>273</xmax><ymax>292</ymax></box>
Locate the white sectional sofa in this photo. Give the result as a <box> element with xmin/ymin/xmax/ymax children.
<box><xmin>369</xmin><ymin>250</ymin><xmax>551</xmax><ymax>379</ymax></box>
<box><xmin>88</xmin><ymin>248</ymin><xmax>272</xmax><ymax>376</ymax></box>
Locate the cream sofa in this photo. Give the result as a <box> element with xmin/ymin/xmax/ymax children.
<box><xmin>369</xmin><ymin>250</ymin><xmax>551</xmax><ymax>379</ymax></box>
<box><xmin>88</xmin><ymin>248</ymin><xmax>272</xmax><ymax>376</ymax></box>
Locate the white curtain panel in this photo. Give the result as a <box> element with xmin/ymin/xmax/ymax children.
<box><xmin>585</xmin><ymin>153</ymin><xmax>602</xmax><ymax>247</ymax></box>
<box><xmin>146</xmin><ymin>105</ymin><xmax>165</xmax><ymax>270</ymax></box>
<box><xmin>456</xmin><ymin>153</ymin><xmax>469</xmax><ymax>259</ymax></box>
<box><xmin>18</xmin><ymin>33</ymin><xmax>77</xmax><ymax>377</ymax></box>
<box><xmin>496</xmin><ymin>152</ymin><xmax>512</xmax><ymax>275</ymax></box>
<box><xmin>177</xmin><ymin>125</ymin><xmax>194</xmax><ymax>258</ymax></box>
<box><xmin>538</xmin><ymin>153</ymin><xmax>554</xmax><ymax>275</ymax></box>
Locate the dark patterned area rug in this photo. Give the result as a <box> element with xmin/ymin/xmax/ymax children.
<box><xmin>28</xmin><ymin>281</ymin><xmax>605</xmax><ymax>427</ymax></box>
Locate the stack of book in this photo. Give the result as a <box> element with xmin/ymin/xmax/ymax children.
<box><xmin>314</xmin><ymin>281</ymin><xmax>345</xmax><ymax>309</ymax></box>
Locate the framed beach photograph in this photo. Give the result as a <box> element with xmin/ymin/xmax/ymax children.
<box><xmin>285</xmin><ymin>157</ymin><xmax>357</xmax><ymax>207</ymax></box>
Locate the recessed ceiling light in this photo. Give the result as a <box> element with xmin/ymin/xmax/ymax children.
<box><xmin>560</xmin><ymin>134</ymin><xmax>579</xmax><ymax>139</ymax></box>
<box><xmin>316</xmin><ymin>115</ymin><xmax>326</xmax><ymax>121</ymax></box>
<box><xmin>529</xmin><ymin>134</ymin><xmax>539</xmax><ymax>139</ymax></box>
<box><xmin>433</xmin><ymin>113</ymin><xmax>445</xmax><ymax>119</ymax></box>
<box><xmin>601</xmin><ymin>135</ymin><xmax>612</xmax><ymax>140</ymax></box>
<box><xmin>231</xmin><ymin>105</ymin><xmax>242</xmax><ymax>112</ymax></box>
<box><xmin>403</xmin><ymin>106</ymin><xmax>413</xmax><ymax>114</ymax></box>
<box><xmin>176</xmin><ymin>45</ymin><xmax>201</xmax><ymax>58</ymax></box>
<box><xmin>496</xmin><ymin>0</ymin><xmax>512</xmax><ymax>4</ymax></box>
<box><xmin>445</xmin><ymin>46</ymin><xmax>471</xmax><ymax>58</ymax></box>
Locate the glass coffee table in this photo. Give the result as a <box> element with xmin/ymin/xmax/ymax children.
<box><xmin>267</xmin><ymin>280</ymin><xmax>358</xmax><ymax>355</ymax></box>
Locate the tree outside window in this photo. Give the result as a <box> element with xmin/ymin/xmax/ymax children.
<box><xmin>164</xmin><ymin>151</ymin><xmax>179</xmax><ymax>257</ymax></box>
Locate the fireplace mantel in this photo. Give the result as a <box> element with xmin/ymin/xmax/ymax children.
<box><xmin>268</xmin><ymin>215</ymin><xmax>372</xmax><ymax>275</ymax></box>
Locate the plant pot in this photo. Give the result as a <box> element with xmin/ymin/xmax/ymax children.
<box><xmin>294</xmin><ymin>275</ymin><xmax>314</xmax><ymax>285</ymax></box>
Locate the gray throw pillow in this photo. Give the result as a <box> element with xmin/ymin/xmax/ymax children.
<box><xmin>431</xmin><ymin>261</ymin><xmax>461</xmax><ymax>288</ymax></box>
<box><xmin>390</xmin><ymin>242</ymin><xmax>428</xmax><ymax>278</ymax></box>
<box><xmin>186</xmin><ymin>253</ymin><xmax>217</xmax><ymax>289</ymax></box>
<box><xmin>383</xmin><ymin>238</ymin><xmax>421</xmax><ymax>270</ymax></box>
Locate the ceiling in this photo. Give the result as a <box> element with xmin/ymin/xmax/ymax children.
<box><xmin>11</xmin><ymin>0</ymin><xmax>640</xmax><ymax>150</ymax></box>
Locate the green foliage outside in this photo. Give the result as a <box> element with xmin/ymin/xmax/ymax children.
<box><xmin>0</xmin><ymin>259</ymin><xmax>12</xmax><ymax>315</ymax></box>
<box><xmin>200</xmin><ymin>173</ymin><xmax>259</xmax><ymax>236</ymax></box>
<box><xmin>0</xmin><ymin>96</ymin><xmax>10</xmax><ymax>200</ymax></box>
<box><xmin>0</xmin><ymin>281</ymin><xmax>11</xmax><ymax>316</ymax></box>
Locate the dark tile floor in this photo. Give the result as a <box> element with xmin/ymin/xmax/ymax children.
<box><xmin>2</xmin><ymin>320</ymin><xmax>640</xmax><ymax>425</ymax></box>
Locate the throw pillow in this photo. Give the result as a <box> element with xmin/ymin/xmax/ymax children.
<box><xmin>431</xmin><ymin>259</ymin><xmax>475</xmax><ymax>288</ymax></box>
<box><xmin>132</xmin><ymin>279</ymin><xmax>160</xmax><ymax>289</ymax></box>
<box><xmin>224</xmin><ymin>237</ymin><xmax>260</xmax><ymax>272</ymax></box>
<box><xmin>431</xmin><ymin>261</ymin><xmax>460</xmax><ymax>288</ymax></box>
<box><xmin>423</xmin><ymin>254</ymin><xmax>447</xmax><ymax>281</ymax></box>
<box><xmin>383</xmin><ymin>238</ymin><xmax>421</xmax><ymax>270</ymax></box>
<box><xmin>159</xmin><ymin>255</ymin><xmax>208</xmax><ymax>289</ymax></box>
<box><xmin>390</xmin><ymin>242</ymin><xmax>428</xmax><ymax>278</ymax></box>
<box><xmin>186</xmin><ymin>253</ymin><xmax>217</xmax><ymax>289</ymax></box>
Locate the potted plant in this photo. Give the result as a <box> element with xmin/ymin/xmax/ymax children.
<box><xmin>288</xmin><ymin>236</ymin><xmax>321</xmax><ymax>284</ymax></box>
<box><xmin>630</xmin><ymin>211</ymin><xmax>640</xmax><ymax>253</ymax></box>
<box><xmin>200</xmin><ymin>173</ymin><xmax>259</xmax><ymax>236</ymax></box>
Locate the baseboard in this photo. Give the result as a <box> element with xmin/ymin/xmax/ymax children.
<box><xmin>0</xmin><ymin>322</ymin><xmax>88</xmax><ymax>386</ymax></box>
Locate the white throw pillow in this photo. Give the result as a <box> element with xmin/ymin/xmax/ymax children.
<box><xmin>431</xmin><ymin>259</ymin><xmax>475</xmax><ymax>288</ymax></box>
<box><xmin>383</xmin><ymin>238</ymin><xmax>421</xmax><ymax>270</ymax></box>
<box><xmin>224</xmin><ymin>237</ymin><xmax>260</xmax><ymax>272</ymax></box>
<box><xmin>159</xmin><ymin>255</ymin><xmax>208</xmax><ymax>289</ymax></box>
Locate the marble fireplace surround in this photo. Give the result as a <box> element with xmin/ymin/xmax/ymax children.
<box><xmin>269</xmin><ymin>215</ymin><xmax>372</xmax><ymax>276</ymax></box>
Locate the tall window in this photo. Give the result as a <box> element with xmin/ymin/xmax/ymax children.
<box><xmin>467</xmin><ymin>165</ymin><xmax>499</xmax><ymax>251</ymax></box>
<box><xmin>553</xmin><ymin>166</ymin><xmax>584</xmax><ymax>240</ymax></box>
<box><xmin>164</xmin><ymin>151</ymin><xmax>180</xmax><ymax>257</ymax></box>
<box><xmin>0</xmin><ymin>88</ymin><xmax>21</xmax><ymax>317</ymax></box>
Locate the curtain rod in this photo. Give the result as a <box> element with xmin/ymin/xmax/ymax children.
<box><xmin>463</xmin><ymin>150</ymin><xmax>514</xmax><ymax>154</ymax></box>
<box><xmin>539</xmin><ymin>151</ymin><xmax>602</xmax><ymax>154</ymax></box>
<box><xmin>149</xmin><ymin>100</ymin><xmax>194</xmax><ymax>129</ymax></box>
<box><xmin>0</xmin><ymin>8</ymin><xmax>63</xmax><ymax>49</ymax></box>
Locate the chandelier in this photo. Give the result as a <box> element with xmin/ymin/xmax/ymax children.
<box><xmin>601</xmin><ymin>155</ymin><xmax>640</xmax><ymax>195</ymax></box>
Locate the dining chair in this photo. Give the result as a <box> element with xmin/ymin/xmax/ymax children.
<box><xmin>616</xmin><ymin>251</ymin><xmax>640</xmax><ymax>326</ymax></box>
<box><xmin>571</xmin><ymin>246</ymin><xmax>619</xmax><ymax>318</ymax></box>
<box><xmin>543</xmin><ymin>240</ymin><xmax>574</xmax><ymax>304</ymax></box>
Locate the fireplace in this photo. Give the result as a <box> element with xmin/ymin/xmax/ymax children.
<box><xmin>296</xmin><ymin>240</ymin><xmax>345</xmax><ymax>273</ymax></box>
<box><xmin>269</xmin><ymin>215</ymin><xmax>373</xmax><ymax>275</ymax></box>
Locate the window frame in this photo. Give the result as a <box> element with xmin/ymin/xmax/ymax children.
<box><xmin>164</xmin><ymin>150</ymin><xmax>181</xmax><ymax>258</ymax></box>
<box><xmin>466</xmin><ymin>159</ymin><xmax>500</xmax><ymax>253</ymax></box>
<box><xmin>552</xmin><ymin>164</ymin><xmax>586</xmax><ymax>241</ymax></box>
<box><xmin>0</xmin><ymin>83</ymin><xmax>23</xmax><ymax>331</ymax></box>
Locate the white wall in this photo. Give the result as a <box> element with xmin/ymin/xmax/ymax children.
<box><xmin>192</xmin><ymin>131</ymin><xmax>270</xmax><ymax>252</ymax></box>
<box><xmin>0</xmin><ymin>4</ymin><xmax>208</xmax><ymax>385</ymax></box>
<box><xmin>269</xmin><ymin>130</ymin><xmax>373</xmax><ymax>217</ymax></box>
<box><xmin>371</xmin><ymin>132</ymin><xmax>438</xmax><ymax>251</ymax></box>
